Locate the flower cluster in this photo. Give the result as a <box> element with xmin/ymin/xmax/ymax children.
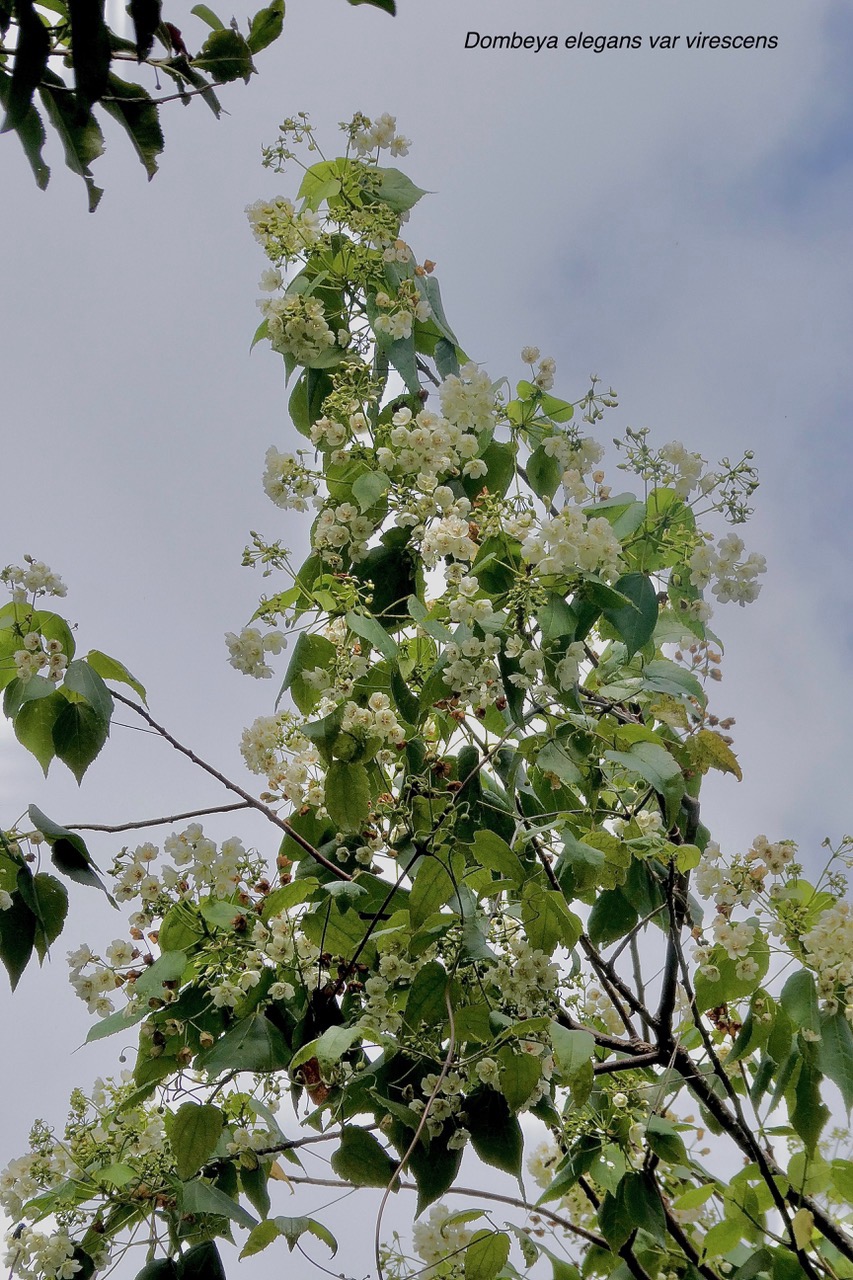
<box><xmin>689</xmin><ymin>532</ymin><xmax>767</xmax><ymax>606</ymax></box>
<box><xmin>410</xmin><ymin>1204</ymin><xmax>474</xmax><ymax>1278</ymax></box>
<box><xmin>492</xmin><ymin>936</ymin><xmax>561</xmax><ymax>1017</ymax></box>
<box><xmin>441</xmin><ymin>633</ymin><xmax>502</xmax><ymax>707</ymax></box>
<box><xmin>13</xmin><ymin>632</ymin><xmax>67</xmax><ymax>682</ymax></box>
<box><xmin>2</xmin><ymin>1226</ymin><xmax>81</xmax><ymax>1280</ymax></box>
<box><xmin>438</xmin><ymin>363</ymin><xmax>498</xmax><ymax>435</ymax></box>
<box><xmin>349</xmin><ymin>111</ymin><xmax>411</xmax><ymax>158</ymax></box>
<box><xmin>313</xmin><ymin>501</ymin><xmax>376</xmax><ymax>564</ymax></box>
<box><xmin>520</xmin><ymin>346</ymin><xmax>559</xmax><ymax>392</ymax></box>
<box><xmin>521</xmin><ymin>508</ymin><xmax>623</xmax><ymax>580</ymax></box>
<box><xmin>225</xmin><ymin>625</ymin><xmax>285</xmax><ymax>678</ymax></box>
<box><xmin>802</xmin><ymin>901</ymin><xmax>853</xmax><ymax>1011</ymax></box>
<box><xmin>245</xmin><ymin>196</ymin><xmax>321</xmax><ymax>262</ymax></box>
<box><xmin>377</xmin><ymin>403</ymin><xmax>481</xmax><ymax>483</ymax></box>
<box><xmin>259</xmin><ymin>293</ymin><xmax>338</xmax><ymax>364</ymax></box>
<box><xmin>694</xmin><ymin>835</ymin><xmax>796</xmax><ymax>910</ymax></box>
<box><xmin>262</xmin><ymin>447</ymin><xmax>318</xmax><ymax>511</ymax></box>
<box><xmin>1</xmin><ymin>557</ymin><xmax>67</xmax><ymax>600</ymax></box>
<box><xmin>340</xmin><ymin>692</ymin><xmax>405</xmax><ymax>748</ymax></box>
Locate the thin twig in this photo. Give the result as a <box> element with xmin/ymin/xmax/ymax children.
<box><xmin>110</xmin><ymin>690</ymin><xmax>351</xmax><ymax>882</ymax></box>
<box><xmin>283</xmin><ymin>1174</ymin><xmax>608</xmax><ymax>1250</ymax></box>
<box><xmin>66</xmin><ymin>802</ymin><xmax>252</xmax><ymax>834</ymax></box>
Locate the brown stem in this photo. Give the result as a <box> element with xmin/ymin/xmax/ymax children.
<box><xmin>66</xmin><ymin>802</ymin><xmax>252</xmax><ymax>834</ymax></box>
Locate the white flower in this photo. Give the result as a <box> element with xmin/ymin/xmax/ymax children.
<box><xmin>0</xmin><ymin>890</ymin><xmax>12</xmax><ymax>911</ymax></box>
<box><xmin>225</xmin><ymin>627</ymin><xmax>285</xmax><ymax>678</ymax></box>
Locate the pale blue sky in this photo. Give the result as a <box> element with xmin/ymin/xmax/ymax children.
<box><xmin>1</xmin><ymin>0</ymin><xmax>852</xmax><ymax>1272</ymax></box>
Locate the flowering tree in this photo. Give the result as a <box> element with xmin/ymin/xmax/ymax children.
<box><xmin>3</xmin><ymin>112</ymin><xmax>853</xmax><ymax>1280</ymax></box>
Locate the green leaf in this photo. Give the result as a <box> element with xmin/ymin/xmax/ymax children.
<box><xmin>288</xmin><ymin>366</ymin><xmax>333</xmax><ymax>434</ymax></box>
<box><xmin>702</xmin><ymin>1217</ymin><xmax>744</xmax><ymax>1259</ymax></box>
<box><xmin>466</xmin><ymin>1088</ymin><xmax>523</xmax><ymax>1177</ymax></box>
<box><xmin>789</xmin><ymin>1048</ymin><xmax>829</xmax><ymax>1153</ymax></box>
<box><xmin>5</xmin><ymin>674</ymin><xmax>63</xmax><ymax>719</ymax></box>
<box><xmin>353</xmin><ymin>528</ymin><xmax>418</xmax><ymax>625</ymax></box>
<box><xmin>403</xmin><ymin>959</ymin><xmax>448</xmax><ymax>1030</ymax></box>
<box><xmin>63</xmin><ymin>659</ymin><xmax>115</xmax><ymax>721</ymax></box>
<box><xmin>348</xmin><ymin>0</ymin><xmax>395</xmax><ymax>11</ymax></box>
<box><xmin>406</xmin><ymin>1125</ymin><xmax>463</xmax><ymax>1214</ymax></box>
<box><xmin>604</xmin><ymin>740</ymin><xmax>684</xmax><ymax>825</ymax></box>
<box><xmin>410</xmin><ymin>852</ymin><xmax>461</xmax><ymax>927</ymax></box>
<box><xmin>246</xmin><ymin>0</ymin><xmax>284</xmax><ymax>52</ymax></box>
<box><xmin>181</xmin><ymin>1177</ymin><xmax>256</xmax><ymax>1226</ymax></box>
<box><xmin>240</xmin><ymin>1220</ymin><xmax>279</xmax><ymax>1259</ymax></box>
<box><xmin>52</xmin><ymin>698</ymin><xmax>109</xmax><ymax>782</ymax></box>
<box><xmin>780</xmin><ymin>970</ymin><xmax>821</xmax><ymax>1034</ymax></box>
<box><xmin>472</xmin><ymin>831</ymin><xmax>524</xmax><ymax>886</ymax></box>
<box><xmin>0</xmin><ymin>891</ymin><xmax>35</xmax><ymax>988</ymax></box>
<box><xmin>817</xmin><ymin>1011</ymin><xmax>853</xmax><ymax>1112</ymax></box>
<box><xmin>86</xmin><ymin>650</ymin><xmax>147</xmax><ymax>702</ymax></box>
<box><xmin>1</xmin><ymin>0</ymin><xmax>49</xmax><ymax>132</ymax></box>
<box><xmin>331</xmin><ymin>1126</ymin><xmax>397</xmax><ymax>1188</ymax></box>
<box><xmin>197</xmin><ymin>1013</ymin><xmax>290</xmax><ymax>1073</ymax></box>
<box><xmin>549</xmin><ymin>1024</ymin><xmax>595</xmax><ymax>1080</ymax></box>
<box><xmin>641</xmin><ymin>658</ymin><xmax>706</xmax><ymax>705</ymax></box>
<box><xmin>536</xmin><ymin>740</ymin><xmax>581</xmax><ymax>787</ymax></box>
<box><xmin>346</xmin><ymin>609</ymin><xmax>398</xmax><ymax>661</ymax></box>
<box><xmin>465</xmin><ymin>1231</ymin><xmax>510</xmax><ymax>1280</ymax></box>
<box><xmin>14</xmin><ymin>690</ymin><xmax>65</xmax><ymax>773</ymax></box>
<box><xmin>602</xmin><ymin>573</ymin><xmax>658</xmax><ymax>657</ymax></box>
<box><xmin>0</xmin><ymin>66</ymin><xmax>49</xmax><ymax>188</ymax></box>
<box><xmin>30</xmin><ymin>872</ymin><xmax>68</xmax><ymax>958</ymax></box>
<box><xmin>100</xmin><ymin>74</ymin><xmax>164</xmax><ymax>179</ymax></box>
<box><xmin>240</xmin><ymin>1162</ymin><xmax>271</xmax><ymax>1220</ymax></box>
<box><xmin>68</xmin><ymin>0</ymin><xmax>112</xmax><ymax>109</ymax></box>
<box><xmin>646</xmin><ymin>1114</ymin><xmax>687</xmax><ymax>1164</ymax></box>
<box><xmin>831</xmin><ymin>1158</ymin><xmax>853</xmax><ymax>1202</ymax></box>
<box><xmin>279</xmin><ymin>631</ymin><xmax>336</xmax><ymax>714</ymax></box>
<box><xmin>133</xmin><ymin>1262</ymin><xmax>179</xmax><ymax>1280</ymax></box>
<box><xmin>193</xmin><ymin>27</ymin><xmax>255</xmax><ymax>82</ymax></box>
<box><xmin>688</xmin><ymin>728</ymin><xmax>743</xmax><ymax>782</ymax></box>
<box><xmin>29</xmin><ymin>805</ymin><xmax>115</xmax><ymax>901</ymax></box>
<box><xmin>133</xmin><ymin>949</ymin><xmax>188</xmax><ymax>999</ymax></box>
<box><xmin>351</xmin><ymin>469</ymin><xmax>390</xmax><ymax>513</ymax></box>
<box><xmin>191</xmin><ymin>3</ymin><xmax>225</xmax><ymax>28</ymax></box>
<box><xmin>38</xmin><ymin>69</ymin><xmax>104</xmax><ymax>210</ymax></box>
<box><xmin>376</xmin><ymin>166</ymin><xmax>426</xmax><ymax>213</ymax></box>
<box><xmin>313</xmin><ymin>1023</ymin><xmax>362</xmax><ymax>1071</ymax></box>
<box><xmin>520</xmin><ymin>882</ymin><xmax>581</xmax><ymax>953</ymax></box>
<box><xmin>497</xmin><ymin>1047</ymin><xmax>540</xmax><ymax>1110</ymax></box>
<box><xmin>179</xmin><ymin>1241</ymin><xmax>227</xmax><ymax>1280</ymax></box>
<box><xmin>169</xmin><ymin>1103</ymin><xmax>224</xmax><ymax>1180</ymax></box>
<box><xmin>526</xmin><ymin>445</ymin><xmax>562</xmax><ymax>504</ymax></box>
<box><xmin>273</xmin><ymin>1216</ymin><xmax>338</xmax><ymax>1255</ymax></box>
<box><xmin>588</xmin><ymin>888</ymin><xmax>638</xmax><ymax>948</ymax></box>
<box><xmin>159</xmin><ymin>901</ymin><xmax>204</xmax><ymax>952</ymax></box>
<box><xmin>85</xmin><ymin>1003</ymin><xmax>149</xmax><ymax>1043</ymax></box>
<box><xmin>599</xmin><ymin>1172</ymin><xmax>665</xmax><ymax>1251</ymax></box>
<box><xmin>324</xmin><ymin>760</ymin><xmax>370</xmax><ymax>832</ymax></box>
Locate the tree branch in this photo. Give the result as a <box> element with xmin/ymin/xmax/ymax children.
<box><xmin>110</xmin><ymin>690</ymin><xmax>352</xmax><ymax>882</ymax></box>
<box><xmin>66</xmin><ymin>802</ymin><xmax>252</xmax><ymax>834</ymax></box>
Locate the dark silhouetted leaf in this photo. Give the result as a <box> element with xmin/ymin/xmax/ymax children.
<box><xmin>1</xmin><ymin>0</ymin><xmax>49</xmax><ymax>132</ymax></box>
<box><xmin>68</xmin><ymin>0</ymin><xmax>112</xmax><ymax>110</ymax></box>
<box><xmin>100</xmin><ymin>73</ymin><xmax>164</xmax><ymax>178</ymax></box>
